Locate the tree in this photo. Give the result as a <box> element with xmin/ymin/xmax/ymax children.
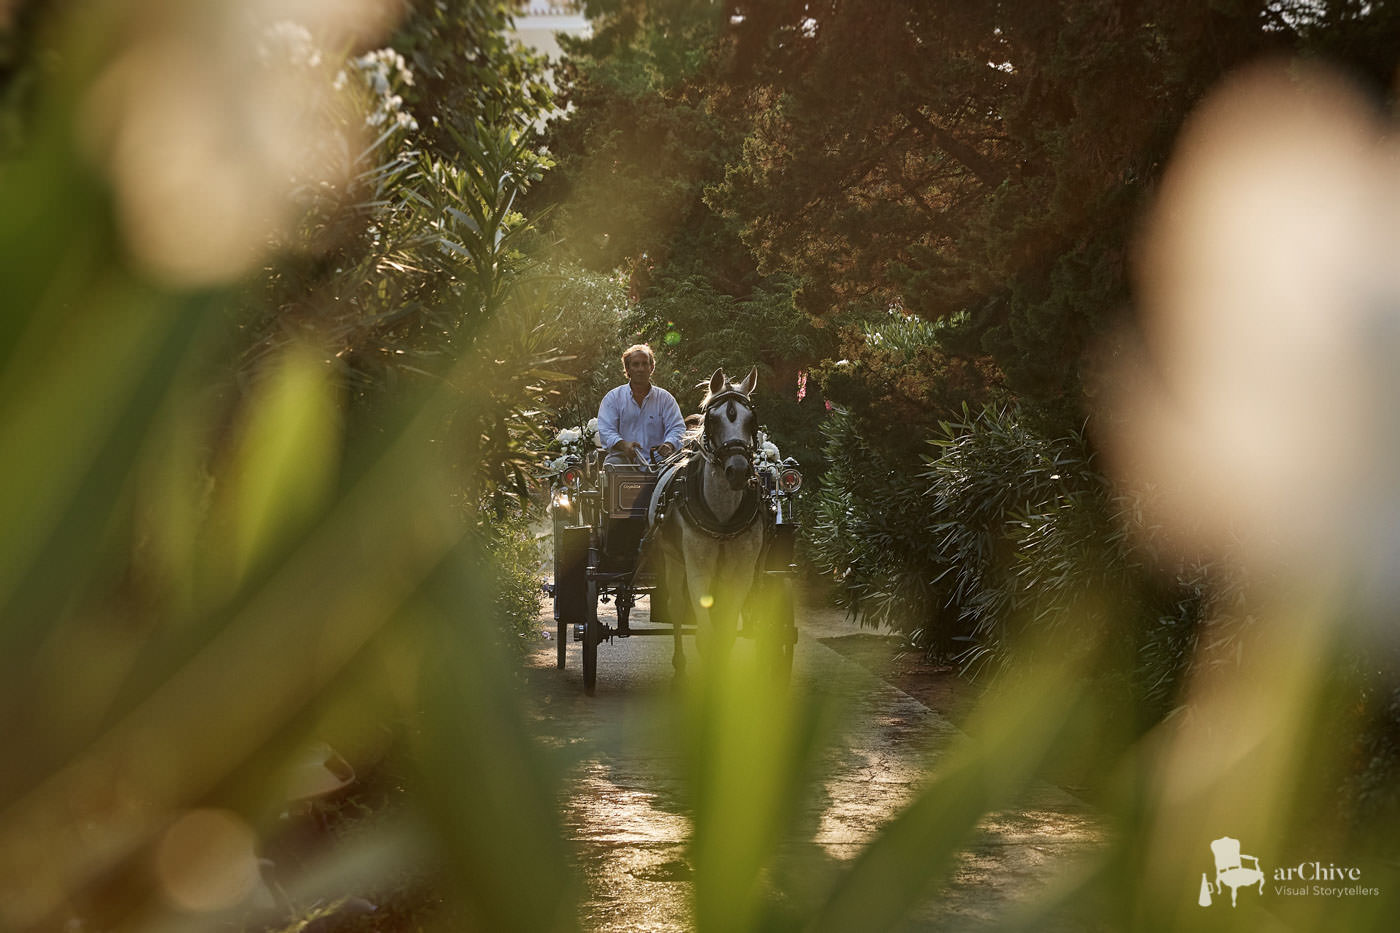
<box><xmin>215</xmin><ymin>3</ymin><xmax>579</xmax><ymax>523</ymax></box>
<box><xmin>713</xmin><ymin>0</ymin><xmax>1400</xmax><ymax>411</ymax></box>
<box><xmin>395</xmin><ymin>0</ymin><xmax>556</xmax><ymax>156</ymax></box>
<box><xmin>536</xmin><ymin>0</ymin><xmax>832</xmax><ymax>455</ymax></box>
<box><xmin>245</xmin><ymin>3</ymin><xmax>557</xmax><ymax>399</ymax></box>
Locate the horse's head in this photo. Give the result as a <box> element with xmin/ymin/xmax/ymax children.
<box><xmin>700</xmin><ymin>367</ymin><xmax>759</xmax><ymax>490</ymax></box>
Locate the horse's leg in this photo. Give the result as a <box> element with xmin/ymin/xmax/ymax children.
<box><xmin>712</xmin><ymin>532</ymin><xmax>762</xmax><ymax>664</ymax></box>
<box><xmin>681</xmin><ymin>529</ymin><xmax>722</xmax><ymax>665</ymax></box>
<box><xmin>672</xmin><ymin>621</ymin><xmax>685</xmax><ymax>678</ymax></box>
<box><xmin>653</xmin><ymin>546</ymin><xmax>687</xmax><ymax>678</ymax></box>
<box><xmin>667</xmin><ymin>560</ymin><xmax>687</xmax><ymax>678</ymax></box>
<box><xmin>709</xmin><ymin>595</ymin><xmax>739</xmax><ymax>664</ymax></box>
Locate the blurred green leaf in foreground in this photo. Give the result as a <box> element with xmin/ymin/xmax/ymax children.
<box><xmin>0</xmin><ymin>1</ymin><xmax>575</xmax><ymax>929</ymax></box>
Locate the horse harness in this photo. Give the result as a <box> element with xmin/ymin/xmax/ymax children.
<box><xmin>659</xmin><ymin>454</ymin><xmax>761</xmax><ymax>539</ymax></box>
<box><xmin>698</xmin><ymin>387</ymin><xmax>757</xmax><ymax>468</ymax></box>
<box><xmin>650</xmin><ymin>388</ymin><xmax>763</xmax><ymax>540</ymax></box>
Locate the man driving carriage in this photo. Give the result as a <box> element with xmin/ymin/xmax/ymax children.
<box><xmin>552</xmin><ymin>357</ymin><xmax>800</xmax><ymax>691</ymax></box>
<box><xmin>597</xmin><ymin>343</ymin><xmax>685</xmax><ymax>465</ymax></box>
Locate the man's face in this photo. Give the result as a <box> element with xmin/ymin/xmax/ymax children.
<box><xmin>624</xmin><ymin>353</ymin><xmax>654</xmax><ymax>385</ymax></box>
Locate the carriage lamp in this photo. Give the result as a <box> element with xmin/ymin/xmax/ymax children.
<box><xmin>778</xmin><ymin>468</ymin><xmax>803</xmax><ymax>493</ymax></box>
<box><xmin>553</xmin><ymin>466</ymin><xmax>583</xmax><ymax>511</ymax></box>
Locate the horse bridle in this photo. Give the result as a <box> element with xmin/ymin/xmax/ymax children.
<box><xmin>699</xmin><ymin>388</ymin><xmax>757</xmax><ymax>467</ymax></box>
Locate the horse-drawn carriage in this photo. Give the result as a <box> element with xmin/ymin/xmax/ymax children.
<box><xmin>543</xmin><ymin>370</ymin><xmax>803</xmax><ymax>695</ymax></box>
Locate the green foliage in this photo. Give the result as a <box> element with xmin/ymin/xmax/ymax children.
<box><xmin>395</xmin><ymin>0</ymin><xmax>556</xmax><ymax>152</ymax></box>
<box><xmin>537</xmin><ymin>0</ymin><xmax>834</xmax><ymax>462</ymax></box>
<box><xmin>428</xmin><ymin>119</ymin><xmax>556</xmax><ymax>322</ymax></box>
<box><xmin>804</xmin><ymin>304</ymin><xmax>995</xmax><ymax>654</ymax></box>
<box><xmin>1347</xmin><ymin>670</ymin><xmax>1400</xmax><ymax>831</ymax></box>
<box><xmin>248</xmin><ymin>81</ymin><xmax>553</xmax><ymax>406</ymax></box>
<box><xmin>810</xmin><ymin>400</ymin><xmax>1223</xmax><ymax>729</ymax></box>
<box><xmin>815</xmin><ymin>308</ymin><xmax>1005</xmax><ymax>458</ymax></box>
<box><xmin>923</xmin><ymin>406</ymin><xmax>1107</xmax><ymax>672</ymax></box>
<box><xmin>709</xmin><ymin>0</ymin><xmax>1400</xmax><ymax>408</ymax></box>
<box><xmin>805</xmin><ymin>309</ymin><xmax>1002</xmax><ymax>652</ymax></box>
<box><xmin>541</xmin><ymin>0</ymin><xmax>732</xmax><ymax>271</ymax></box>
<box><xmin>230</xmin><ymin>22</ymin><xmax>567</xmax><ymax>517</ymax></box>
<box><xmin>0</xmin><ymin>5</ymin><xmax>580</xmax><ymax>928</ymax></box>
<box><xmin>481</xmin><ymin>502</ymin><xmax>546</xmax><ymax>661</ymax></box>
<box><xmin>806</xmin><ymin>409</ymin><xmax>950</xmax><ymax>649</ymax></box>
<box><xmin>528</xmin><ymin>262</ymin><xmax>632</xmax><ymax>430</ymax></box>
<box><xmin>628</xmin><ymin>271</ymin><xmax>830</xmax><ymax>460</ymax></box>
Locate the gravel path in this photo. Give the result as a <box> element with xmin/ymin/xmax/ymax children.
<box><xmin>524</xmin><ymin>593</ymin><xmax>1103</xmax><ymax>931</ymax></box>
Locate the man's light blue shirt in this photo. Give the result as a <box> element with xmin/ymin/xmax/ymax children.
<box><xmin>597</xmin><ymin>383</ymin><xmax>685</xmax><ymax>460</ymax></box>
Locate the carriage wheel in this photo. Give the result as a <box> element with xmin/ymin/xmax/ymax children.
<box><xmin>556</xmin><ymin>526</ymin><xmax>591</xmax><ymax>671</ymax></box>
<box><xmin>582</xmin><ymin>580</ymin><xmax>600</xmax><ymax>695</ymax></box>
<box><xmin>757</xmin><ymin>575</ymin><xmax>796</xmax><ymax>684</ymax></box>
<box><xmin>774</xmin><ymin>576</ymin><xmax>796</xmax><ymax>683</ymax></box>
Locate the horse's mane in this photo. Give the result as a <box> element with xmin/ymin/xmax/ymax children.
<box><xmin>682</xmin><ymin>412</ymin><xmax>703</xmax><ymax>446</ymax></box>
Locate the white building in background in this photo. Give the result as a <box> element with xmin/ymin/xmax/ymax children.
<box><xmin>510</xmin><ymin>2</ymin><xmax>591</xmax><ymax>61</ymax></box>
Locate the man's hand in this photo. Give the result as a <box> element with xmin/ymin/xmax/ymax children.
<box><xmin>656</xmin><ymin>442</ymin><xmax>675</xmax><ymax>458</ymax></box>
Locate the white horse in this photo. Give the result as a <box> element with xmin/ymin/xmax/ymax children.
<box><xmin>649</xmin><ymin>368</ymin><xmax>765</xmax><ymax>674</ymax></box>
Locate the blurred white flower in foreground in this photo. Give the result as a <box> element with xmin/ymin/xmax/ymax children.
<box><xmin>1105</xmin><ymin>61</ymin><xmax>1400</xmax><ymax>607</ymax></box>
<box><xmin>77</xmin><ymin>0</ymin><xmax>398</xmax><ymax>286</ymax></box>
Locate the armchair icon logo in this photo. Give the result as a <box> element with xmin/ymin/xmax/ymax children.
<box><xmin>1200</xmin><ymin>836</ymin><xmax>1266</xmax><ymax>907</ymax></box>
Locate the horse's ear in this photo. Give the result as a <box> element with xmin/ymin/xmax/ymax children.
<box><xmin>738</xmin><ymin>366</ymin><xmax>758</xmax><ymax>396</ymax></box>
<box><xmin>709</xmin><ymin>368</ymin><xmax>726</xmax><ymax>396</ymax></box>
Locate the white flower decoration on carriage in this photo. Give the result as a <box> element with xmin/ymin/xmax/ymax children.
<box><xmin>543</xmin><ymin>425</ymin><xmax>587</xmax><ymax>478</ymax></box>
<box><xmin>549</xmin><ymin>422</ymin><xmax>596</xmax><ymax>476</ymax></box>
<box><xmin>755</xmin><ymin>436</ymin><xmax>783</xmax><ymax>482</ymax></box>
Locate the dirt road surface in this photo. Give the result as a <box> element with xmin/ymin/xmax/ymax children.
<box><xmin>524</xmin><ymin>594</ymin><xmax>1103</xmax><ymax>931</ymax></box>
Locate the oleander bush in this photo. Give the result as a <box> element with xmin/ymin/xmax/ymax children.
<box><xmin>810</xmin><ymin>402</ymin><xmax>1237</xmax><ymax>725</ymax></box>
<box><xmin>806</xmin><ymin>409</ymin><xmax>955</xmax><ymax>654</ymax></box>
